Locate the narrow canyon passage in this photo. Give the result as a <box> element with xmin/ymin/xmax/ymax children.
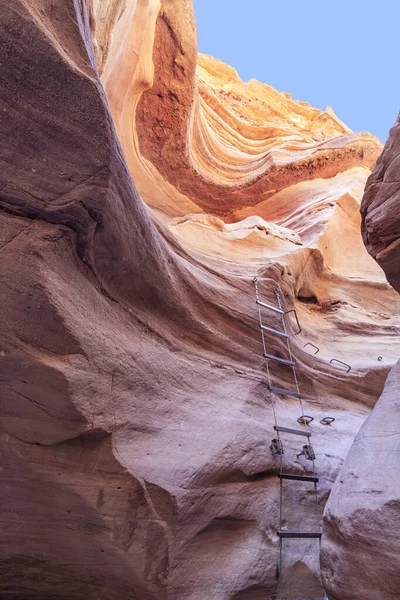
<box><xmin>0</xmin><ymin>1</ymin><xmax>399</xmax><ymax>600</ymax></box>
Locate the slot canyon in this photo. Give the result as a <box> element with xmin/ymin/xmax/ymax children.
<box><xmin>0</xmin><ymin>1</ymin><xmax>399</xmax><ymax>599</ymax></box>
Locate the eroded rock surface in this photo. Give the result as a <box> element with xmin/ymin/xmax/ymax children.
<box><xmin>361</xmin><ymin>116</ymin><xmax>400</xmax><ymax>293</ymax></box>
<box><xmin>321</xmin><ymin>361</ymin><xmax>400</xmax><ymax>600</ymax></box>
<box><xmin>0</xmin><ymin>1</ymin><xmax>399</xmax><ymax>599</ymax></box>
<box><xmin>321</xmin><ymin>89</ymin><xmax>400</xmax><ymax>600</ymax></box>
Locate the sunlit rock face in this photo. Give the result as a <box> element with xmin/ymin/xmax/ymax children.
<box><xmin>0</xmin><ymin>1</ymin><xmax>399</xmax><ymax>599</ymax></box>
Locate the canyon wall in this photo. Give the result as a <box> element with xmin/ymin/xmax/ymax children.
<box><xmin>320</xmin><ymin>104</ymin><xmax>400</xmax><ymax>600</ymax></box>
<box><xmin>321</xmin><ymin>362</ymin><xmax>400</xmax><ymax>600</ymax></box>
<box><xmin>0</xmin><ymin>1</ymin><xmax>399</xmax><ymax>599</ymax></box>
<box><xmin>361</xmin><ymin>116</ymin><xmax>400</xmax><ymax>292</ymax></box>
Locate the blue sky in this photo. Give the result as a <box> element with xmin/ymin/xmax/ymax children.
<box><xmin>193</xmin><ymin>0</ymin><xmax>399</xmax><ymax>142</ymax></box>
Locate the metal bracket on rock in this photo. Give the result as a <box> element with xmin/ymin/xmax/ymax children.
<box><xmin>285</xmin><ymin>308</ymin><xmax>302</xmax><ymax>335</ymax></box>
<box><xmin>320</xmin><ymin>416</ymin><xmax>335</xmax><ymax>425</ymax></box>
<box><xmin>330</xmin><ymin>358</ymin><xmax>351</xmax><ymax>373</ymax></box>
<box><xmin>270</xmin><ymin>438</ymin><xmax>284</xmax><ymax>456</ymax></box>
<box><xmin>296</xmin><ymin>444</ymin><xmax>316</xmax><ymax>461</ymax></box>
<box><xmin>304</xmin><ymin>342</ymin><xmax>320</xmax><ymax>355</ymax></box>
<box><xmin>297</xmin><ymin>415</ymin><xmax>314</xmax><ymax>425</ymax></box>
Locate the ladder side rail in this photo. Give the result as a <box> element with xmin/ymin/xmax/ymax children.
<box><xmin>275</xmin><ymin>288</ymin><xmax>306</xmax><ymax>422</ymax></box>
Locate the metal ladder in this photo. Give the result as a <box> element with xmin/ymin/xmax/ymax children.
<box><xmin>253</xmin><ymin>277</ymin><xmax>326</xmax><ymax>600</ymax></box>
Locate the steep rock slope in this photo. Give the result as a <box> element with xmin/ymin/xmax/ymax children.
<box><xmin>0</xmin><ymin>1</ymin><xmax>399</xmax><ymax>599</ymax></box>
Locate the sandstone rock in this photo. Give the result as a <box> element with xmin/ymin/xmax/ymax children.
<box><xmin>321</xmin><ymin>361</ymin><xmax>400</xmax><ymax>600</ymax></box>
<box><xmin>321</xmin><ymin>78</ymin><xmax>400</xmax><ymax>600</ymax></box>
<box><xmin>0</xmin><ymin>1</ymin><xmax>399</xmax><ymax>599</ymax></box>
<box><xmin>361</xmin><ymin>116</ymin><xmax>400</xmax><ymax>293</ymax></box>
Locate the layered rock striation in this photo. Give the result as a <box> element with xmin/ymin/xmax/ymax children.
<box><xmin>0</xmin><ymin>1</ymin><xmax>399</xmax><ymax>599</ymax></box>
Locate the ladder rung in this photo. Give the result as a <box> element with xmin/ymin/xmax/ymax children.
<box><xmin>274</xmin><ymin>425</ymin><xmax>311</xmax><ymax>438</ymax></box>
<box><xmin>269</xmin><ymin>386</ymin><xmax>302</xmax><ymax>399</ymax></box>
<box><xmin>256</xmin><ymin>299</ymin><xmax>284</xmax><ymax>315</ymax></box>
<box><xmin>260</xmin><ymin>325</ymin><xmax>289</xmax><ymax>338</ymax></box>
<box><xmin>263</xmin><ymin>353</ymin><xmax>295</xmax><ymax>367</ymax></box>
<box><xmin>278</xmin><ymin>531</ymin><xmax>321</xmax><ymax>539</ymax></box>
<box><xmin>278</xmin><ymin>473</ymin><xmax>319</xmax><ymax>483</ymax></box>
